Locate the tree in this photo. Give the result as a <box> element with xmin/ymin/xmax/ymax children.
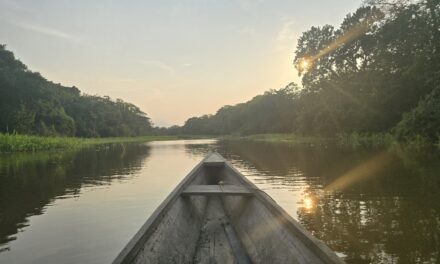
<box><xmin>0</xmin><ymin>45</ymin><xmax>153</xmax><ymax>137</ymax></box>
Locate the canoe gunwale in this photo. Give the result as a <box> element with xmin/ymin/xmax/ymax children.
<box><xmin>222</xmin><ymin>161</ymin><xmax>344</xmax><ymax>264</ymax></box>
<box><xmin>111</xmin><ymin>154</ymin><xmax>208</xmax><ymax>264</ymax></box>
<box><xmin>112</xmin><ymin>152</ymin><xmax>344</xmax><ymax>264</ymax></box>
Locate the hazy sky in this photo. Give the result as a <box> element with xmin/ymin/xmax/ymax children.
<box><xmin>0</xmin><ymin>0</ymin><xmax>362</xmax><ymax>126</ymax></box>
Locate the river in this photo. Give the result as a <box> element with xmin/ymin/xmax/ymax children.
<box><xmin>0</xmin><ymin>139</ymin><xmax>439</xmax><ymax>263</ymax></box>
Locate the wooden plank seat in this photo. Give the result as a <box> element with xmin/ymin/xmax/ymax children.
<box><xmin>181</xmin><ymin>185</ymin><xmax>253</xmax><ymax>196</ymax></box>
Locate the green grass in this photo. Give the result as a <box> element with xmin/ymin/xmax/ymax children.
<box><xmin>223</xmin><ymin>132</ymin><xmax>395</xmax><ymax>149</ymax></box>
<box><xmin>337</xmin><ymin>132</ymin><xmax>440</xmax><ymax>150</ymax></box>
<box><xmin>224</xmin><ymin>132</ymin><xmax>440</xmax><ymax>150</ymax></box>
<box><xmin>222</xmin><ymin>133</ymin><xmax>330</xmax><ymax>145</ymax></box>
<box><xmin>173</xmin><ymin>134</ymin><xmax>216</xmax><ymax>139</ymax></box>
<box><xmin>336</xmin><ymin>132</ymin><xmax>396</xmax><ymax>149</ymax></box>
<box><xmin>0</xmin><ymin>133</ymin><xmax>180</xmax><ymax>153</ymax></box>
<box><xmin>3</xmin><ymin>132</ymin><xmax>435</xmax><ymax>153</ymax></box>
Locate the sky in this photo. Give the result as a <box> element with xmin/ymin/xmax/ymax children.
<box><xmin>0</xmin><ymin>0</ymin><xmax>362</xmax><ymax>127</ymax></box>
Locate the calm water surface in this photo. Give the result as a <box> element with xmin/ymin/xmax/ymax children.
<box><xmin>0</xmin><ymin>139</ymin><xmax>439</xmax><ymax>263</ymax></box>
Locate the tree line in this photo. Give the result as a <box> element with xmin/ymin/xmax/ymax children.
<box><xmin>0</xmin><ymin>45</ymin><xmax>153</xmax><ymax>137</ymax></box>
<box><xmin>176</xmin><ymin>0</ymin><xmax>440</xmax><ymax>143</ymax></box>
<box><xmin>2</xmin><ymin>0</ymin><xmax>439</xmax><ymax>142</ymax></box>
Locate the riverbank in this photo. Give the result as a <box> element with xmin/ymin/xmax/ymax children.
<box><xmin>222</xmin><ymin>133</ymin><xmax>439</xmax><ymax>149</ymax></box>
<box><xmin>0</xmin><ymin>133</ymin><xmax>180</xmax><ymax>153</ymax></box>
<box><xmin>222</xmin><ymin>133</ymin><xmax>330</xmax><ymax>145</ymax></box>
<box><xmin>4</xmin><ymin>132</ymin><xmax>436</xmax><ymax>153</ymax></box>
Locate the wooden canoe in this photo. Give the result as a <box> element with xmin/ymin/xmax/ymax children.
<box><xmin>113</xmin><ymin>152</ymin><xmax>344</xmax><ymax>264</ymax></box>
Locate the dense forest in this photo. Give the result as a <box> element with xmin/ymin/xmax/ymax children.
<box><xmin>0</xmin><ymin>45</ymin><xmax>153</xmax><ymax>137</ymax></box>
<box><xmin>1</xmin><ymin>0</ymin><xmax>439</xmax><ymax>143</ymax></box>
<box><xmin>178</xmin><ymin>0</ymin><xmax>440</xmax><ymax>143</ymax></box>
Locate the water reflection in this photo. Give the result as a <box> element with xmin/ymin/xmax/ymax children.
<box><xmin>0</xmin><ymin>143</ymin><xmax>150</xmax><ymax>249</ymax></box>
<box><xmin>299</xmin><ymin>192</ymin><xmax>316</xmax><ymax>212</ymax></box>
<box><xmin>0</xmin><ymin>139</ymin><xmax>438</xmax><ymax>263</ymax></box>
<box><xmin>186</xmin><ymin>140</ymin><xmax>440</xmax><ymax>264</ymax></box>
<box><xmin>0</xmin><ymin>140</ymin><xmax>216</xmax><ymax>263</ymax></box>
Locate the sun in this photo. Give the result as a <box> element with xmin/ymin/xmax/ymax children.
<box><xmin>301</xmin><ymin>60</ymin><xmax>309</xmax><ymax>69</ymax></box>
<box><xmin>298</xmin><ymin>58</ymin><xmax>311</xmax><ymax>72</ymax></box>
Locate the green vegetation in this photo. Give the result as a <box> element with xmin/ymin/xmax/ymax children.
<box><xmin>223</xmin><ymin>133</ymin><xmax>330</xmax><ymax>145</ymax></box>
<box><xmin>171</xmin><ymin>0</ymin><xmax>440</xmax><ymax>147</ymax></box>
<box><xmin>0</xmin><ymin>133</ymin><xmax>81</xmax><ymax>152</ymax></box>
<box><xmin>394</xmin><ymin>87</ymin><xmax>440</xmax><ymax>142</ymax></box>
<box><xmin>0</xmin><ymin>133</ymin><xmax>178</xmax><ymax>153</ymax></box>
<box><xmin>223</xmin><ymin>132</ymin><xmax>397</xmax><ymax>149</ymax></box>
<box><xmin>336</xmin><ymin>133</ymin><xmax>396</xmax><ymax>149</ymax></box>
<box><xmin>0</xmin><ymin>45</ymin><xmax>153</xmax><ymax>137</ymax></box>
<box><xmin>2</xmin><ymin>0</ymin><xmax>439</xmax><ymax>150</ymax></box>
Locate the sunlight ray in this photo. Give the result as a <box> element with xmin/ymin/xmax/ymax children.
<box><xmin>324</xmin><ymin>151</ymin><xmax>394</xmax><ymax>192</ymax></box>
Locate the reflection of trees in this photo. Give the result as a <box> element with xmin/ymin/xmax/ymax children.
<box><xmin>209</xmin><ymin>140</ymin><xmax>375</xmax><ymax>190</ymax></box>
<box><xmin>183</xmin><ymin>142</ymin><xmax>216</xmax><ymax>157</ymax></box>
<box><xmin>300</xmin><ymin>192</ymin><xmax>439</xmax><ymax>264</ymax></box>
<box><xmin>200</xmin><ymin>140</ymin><xmax>440</xmax><ymax>264</ymax></box>
<box><xmin>0</xmin><ymin>143</ymin><xmax>150</xmax><ymax>247</ymax></box>
<box><xmin>296</xmin><ymin>148</ymin><xmax>440</xmax><ymax>263</ymax></box>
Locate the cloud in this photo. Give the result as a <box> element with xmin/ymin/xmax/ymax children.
<box><xmin>1</xmin><ymin>17</ymin><xmax>80</xmax><ymax>42</ymax></box>
<box><xmin>183</xmin><ymin>63</ymin><xmax>192</xmax><ymax>67</ymax></box>
<box><xmin>18</xmin><ymin>22</ymin><xmax>79</xmax><ymax>41</ymax></box>
<box><xmin>277</xmin><ymin>20</ymin><xmax>296</xmax><ymax>42</ymax></box>
<box><xmin>276</xmin><ymin>20</ymin><xmax>298</xmax><ymax>52</ymax></box>
<box><xmin>138</xmin><ymin>60</ymin><xmax>175</xmax><ymax>75</ymax></box>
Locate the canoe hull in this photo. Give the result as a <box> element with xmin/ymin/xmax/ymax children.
<box><xmin>113</xmin><ymin>153</ymin><xmax>344</xmax><ymax>264</ymax></box>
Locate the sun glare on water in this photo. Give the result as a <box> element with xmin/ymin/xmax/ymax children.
<box><xmin>299</xmin><ymin>191</ymin><xmax>316</xmax><ymax>212</ymax></box>
<box><xmin>303</xmin><ymin>196</ymin><xmax>314</xmax><ymax>210</ymax></box>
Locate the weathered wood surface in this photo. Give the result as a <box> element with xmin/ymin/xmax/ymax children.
<box><xmin>203</xmin><ymin>153</ymin><xmax>225</xmax><ymax>166</ymax></box>
<box><xmin>181</xmin><ymin>185</ymin><xmax>253</xmax><ymax>196</ymax></box>
<box><xmin>113</xmin><ymin>152</ymin><xmax>345</xmax><ymax>264</ymax></box>
<box><xmin>192</xmin><ymin>196</ymin><xmax>238</xmax><ymax>264</ymax></box>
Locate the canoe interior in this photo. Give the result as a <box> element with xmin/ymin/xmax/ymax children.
<box><xmin>114</xmin><ymin>153</ymin><xmax>343</xmax><ymax>264</ymax></box>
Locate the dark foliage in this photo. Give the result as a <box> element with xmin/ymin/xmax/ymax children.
<box><xmin>0</xmin><ymin>45</ymin><xmax>153</xmax><ymax>137</ymax></box>
<box><xmin>175</xmin><ymin>0</ymin><xmax>440</xmax><ymax>142</ymax></box>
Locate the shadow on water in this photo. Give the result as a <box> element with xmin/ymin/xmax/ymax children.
<box><xmin>186</xmin><ymin>140</ymin><xmax>440</xmax><ymax>264</ymax></box>
<box><xmin>0</xmin><ymin>143</ymin><xmax>151</xmax><ymax>250</ymax></box>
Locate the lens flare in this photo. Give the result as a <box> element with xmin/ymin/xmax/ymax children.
<box><xmin>296</xmin><ymin>13</ymin><xmax>378</xmax><ymax>75</ymax></box>
<box><xmin>300</xmin><ymin>58</ymin><xmax>310</xmax><ymax>71</ymax></box>
<box><xmin>324</xmin><ymin>151</ymin><xmax>394</xmax><ymax>192</ymax></box>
